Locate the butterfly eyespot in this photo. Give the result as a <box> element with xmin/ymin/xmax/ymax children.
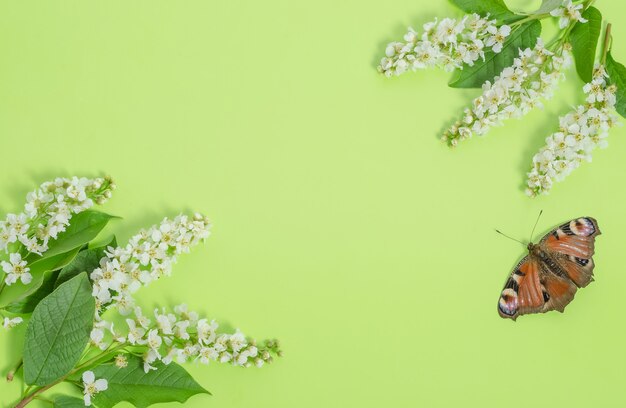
<box><xmin>499</xmin><ymin>291</ymin><xmax>518</xmax><ymax>316</ymax></box>
<box><xmin>569</xmin><ymin>218</ymin><xmax>596</xmax><ymax>237</ymax></box>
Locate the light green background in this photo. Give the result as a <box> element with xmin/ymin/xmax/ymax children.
<box><xmin>1</xmin><ymin>0</ymin><xmax>625</xmax><ymax>407</ymax></box>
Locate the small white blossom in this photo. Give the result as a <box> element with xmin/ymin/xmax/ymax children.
<box><xmin>550</xmin><ymin>0</ymin><xmax>588</xmax><ymax>29</ymax></box>
<box><xmin>485</xmin><ymin>24</ymin><xmax>511</xmax><ymax>53</ymax></box>
<box><xmin>91</xmin><ymin>214</ymin><xmax>211</xmax><ymax>318</ymax></box>
<box><xmin>146</xmin><ymin>329</ymin><xmax>163</xmax><ymax>351</ymax></box>
<box><xmin>527</xmin><ymin>65</ymin><xmax>619</xmax><ymax>196</ymax></box>
<box><xmin>443</xmin><ymin>41</ymin><xmax>572</xmax><ymax>146</ymax></box>
<box><xmin>379</xmin><ymin>14</ymin><xmax>511</xmax><ymax>76</ymax></box>
<box><xmin>0</xmin><ymin>176</ymin><xmax>114</xmax><ymax>287</ymax></box>
<box><xmin>82</xmin><ymin>370</ymin><xmax>108</xmax><ymax>406</ymax></box>
<box><xmin>1</xmin><ymin>253</ymin><xmax>31</xmax><ymax>286</ymax></box>
<box><xmin>114</xmin><ymin>354</ymin><xmax>128</xmax><ymax>368</ymax></box>
<box><xmin>126</xmin><ymin>319</ymin><xmax>147</xmax><ymax>345</ymax></box>
<box><xmin>89</xmin><ymin>328</ymin><xmax>107</xmax><ymax>350</ymax></box>
<box><xmin>3</xmin><ymin>317</ymin><xmax>23</xmax><ymax>329</ymax></box>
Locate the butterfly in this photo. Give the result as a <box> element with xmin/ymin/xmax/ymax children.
<box><xmin>498</xmin><ymin>216</ymin><xmax>601</xmax><ymax>320</ymax></box>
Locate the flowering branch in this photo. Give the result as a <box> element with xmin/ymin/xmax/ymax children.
<box><xmin>1</xmin><ymin>178</ymin><xmax>281</xmax><ymax>407</ymax></box>
<box><xmin>378</xmin><ymin>0</ymin><xmax>626</xmax><ymax>195</ymax></box>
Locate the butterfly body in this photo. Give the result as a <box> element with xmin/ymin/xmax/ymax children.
<box><xmin>498</xmin><ymin>217</ymin><xmax>600</xmax><ymax>320</ymax></box>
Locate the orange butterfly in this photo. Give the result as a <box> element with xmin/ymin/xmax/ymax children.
<box><xmin>498</xmin><ymin>216</ymin><xmax>601</xmax><ymax>320</ymax></box>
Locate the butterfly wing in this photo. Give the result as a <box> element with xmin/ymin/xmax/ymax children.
<box><xmin>539</xmin><ymin>268</ymin><xmax>578</xmax><ymax>313</ymax></box>
<box><xmin>539</xmin><ymin>217</ymin><xmax>600</xmax><ymax>288</ymax></box>
<box><xmin>498</xmin><ymin>256</ymin><xmax>544</xmax><ymax>320</ymax></box>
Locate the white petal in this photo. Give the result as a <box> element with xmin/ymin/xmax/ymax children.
<box><xmin>95</xmin><ymin>378</ymin><xmax>108</xmax><ymax>391</ymax></box>
<box><xmin>82</xmin><ymin>370</ymin><xmax>95</xmax><ymax>384</ymax></box>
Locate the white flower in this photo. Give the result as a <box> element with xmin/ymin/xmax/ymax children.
<box><xmin>197</xmin><ymin>319</ymin><xmax>218</xmax><ymax>345</ymax></box>
<box><xmin>174</xmin><ymin>320</ymin><xmax>191</xmax><ymax>340</ymax></box>
<box><xmin>89</xmin><ymin>328</ymin><xmax>107</xmax><ymax>350</ymax></box>
<box><xmin>114</xmin><ymin>354</ymin><xmax>128</xmax><ymax>368</ymax></box>
<box><xmin>229</xmin><ymin>330</ymin><xmax>247</xmax><ymax>353</ymax></box>
<box><xmin>143</xmin><ymin>349</ymin><xmax>160</xmax><ymax>373</ymax></box>
<box><xmin>2</xmin><ymin>316</ymin><xmax>23</xmax><ymax>329</ymax></box>
<box><xmin>443</xmin><ymin>40</ymin><xmax>571</xmax><ymax>146</ymax></box>
<box><xmin>527</xmin><ymin>64</ymin><xmax>619</xmax><ymax>196</ymax></box>
<box><xmin>82</xmin><ymin>370</ymin><xmax>108</xmax><ymax>406</ymax></box>
<box><xmin>146</xmin><ymin>329</ymin><xmax>163</xmax><ymax>350</ymax></box>
<box><xmin>126</xmin><ymin>319</ymin><xmax>147</xmax><ymax>345</ymax></box>
<box><xmin>550</xmin><ymin>0</ymin><xmax>588</xmax><ymax>29</ymax></box>
<box><xmin>0</xmin><ymin>177</ymin><xmax>115</xmax><ymax>274</ymax></box>
<box><xmin>199</xmin><ymin>346</ymin><xmax>219</xmax><ymax>364</ymax></box>
<box><xmin>174</xmin><ymin>304</ymin><xmax>199</xmax><ymax>324</ymax></box>
<box><xmin>485</xmin><ymin>24</ymin><xmax>510</xmax><ymax>53</ymax></box>
<box><xmin>379</xmin><ymin>14</ymin><xmax>511</xmax><ymax>77</ymax></box>
<box><xmin>176</xmin><ymin>343</ymin><xmax>200</xmax><ymax>364</ymax></box>
<box><xmin>91</xmin><ymin>214</ymin><xmax>211</xmax><ymax>318</ymax></box>
<box><xmin>2</xmin><ymin>253</ymin><xmax>32</xmax><ymax>285</ymax></box>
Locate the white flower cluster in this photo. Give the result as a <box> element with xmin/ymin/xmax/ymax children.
<box><xmin>442</xmin><ymin>40</ymin><xmax>572</xmax><ymax>146</ymax></box>
<box><xmin>0</xmin><ymin>177</ymin><xmax>115</xmax><ymax>286</ymax></box>
<box><xmin>82</xmin><ymin>370</ymin><xmax>108</xmax><ymax>406</ymax></box>
<box><xmin>91</xmin><ymin>214</ymin><xmax>212</xmax><ymax>317</ymax></box>
<box><xmin>92</xmin><ymin>304</ymin><xmax>281</xmax><ymax>373</ymax></box>
<box><xmin>550</xmin><ymin>0</ymin><xmax>588</xmax><ymax>29</ymax></box>
<box><xmin>378</xmin><ymin>14</ymin><xmax>511</xmax><ymax>77</ymax></box>
<box><xmin>526</xmin><ymin>65</ymin><xmax>619</xmax><ymax>196</ymax></box>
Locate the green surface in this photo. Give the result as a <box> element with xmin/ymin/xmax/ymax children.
<box><xmin>1</xmin><ymin>0</ymin><xmax>625</xmax><ymax>406</ymax></box>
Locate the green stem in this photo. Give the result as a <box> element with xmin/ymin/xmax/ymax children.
<box><xmin>33</xmin><ymin>395</ymin><xmax>53</xmax><ymax>405</ymax></box>
<box><xmin>12</xmin><ymin>344</ymin><xmax>126</xmax><ymax>407</ymax></box>
<box><xmin>511</xmin><ymin>13</ymin><xmax>551</xmax><ymax>27</ymax></box>
<box><xmin>600</xmin><ymin>23</ymin><xmax>612</xmax><ymax>65</ymax></box>
<box><xmin>6</xmin><ymin>359</ymin><xmax>23</xmax><ymax>382</ymax></box>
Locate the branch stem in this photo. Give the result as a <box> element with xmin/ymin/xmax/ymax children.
<box><xmin>601</xmin><ymin>23</ymin><xmax>612</xmax><ymax>65</ymax></box>
<box><xmin>12</xmin><ymin>344</ymin><xmax>125</xmax><ymax>407</ymax></box>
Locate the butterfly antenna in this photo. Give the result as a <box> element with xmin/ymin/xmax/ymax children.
<box><xmin>495</xmin><ymin>229</ymin><xmax>526</xmax><ymax>246</ymax></box>
<box><xmin>529</xmin><ymin>210</ymin><xmax>543</xmax><ymax>242</ymax></box>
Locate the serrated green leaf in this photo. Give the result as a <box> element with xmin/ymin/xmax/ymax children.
<box><xmin>4</xmin><ymin>270</ymin><xmax>61</xmax><ymax>314</ymax></box>
<box><xmin>91</xmin><ymin>355</ymin><xmax>209</xmax><ymax>408</ymax></box>
<box><xmin>569</xmin><ymin>7</ymin><xmax>602</xmax><ymax>83</ymax></box>
<box><xmin>534</xmin><ymin>0</ymin><xmax>562</xmax><ymax>15</ymax></box>
<box><xmin>32</xmin><ymin>210</ymin><xmax>119</xmax><ymax>261</ymax></box>
<box><xmin>449</xmin><ymin>20</ymin><xmax>541</xmax><ymax>88</ymax></box>
<box><xmin>606</xmin><ymin>51</ymin><xmax>626</xmax><ymax>118</ymax></box>
<box><xmin>54</xmin><ymin>396</ymin><xmax>86</xmax><ymax>408</ymax></box>
<box><xmin>23</xmin><ymin>273</ymin><xmax>95</xmax><ymax>386</ymax></box>
<box><xmin>449</xmin><ymin>0</ymin><xmax>521</xmax><ymax>23</ymax></box>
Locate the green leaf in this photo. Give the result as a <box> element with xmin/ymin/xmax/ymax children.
<box><xmin>449</xmin><ymin>0</ymin><xmax>521</xmax><ymax>23</ymax></box>
<box><xmin>534</xmin><ymin>0</ymin><xmax>562</xmax><ymax>14</ymax></box>
<box><xmin>36</xmin><ymin>210</ymin><xmax>119</xmax><ymax>260</ymax></box>
<box><xmin>91</xmin><ymin>355</ymin><xmax>209</xmax><ymax>408</ymax></box>
<box><xmin>55</xmin><ymin>248</ymin><xmax>104</xmax><ymax>288</ymax></box>
<box><xmin>449</xmin><ymin>20</ymin><xmax>541</xmax><ymax>88</ymax></box>
<box><xmin>54</xmin><ymin>396</ymin><xmax>86</xmax><ymax>408</ymax></box>
<box><xmin>88</xmin><ymin>234</ymin><xmax>117</xmax><ymax>250</ymax></box>
<box><xmin>606</xmin><ymin>51</ymin><xmax>626</xmax><ymax>118</ymax></box>
<box><xmin>569</xmin><ymin>7</ymin><xmax>602</xmax><ymax>83</ymax></box>
<box><xmin>28</xmin><ymin>246</ymin><xmax>81</xmax><ymax>276</ymax></box>
<box><xmin>23</xmin><ymin>273</ymin><xmax>95</xmax><ymax>386</ymax></box>
<box><xmin>4</xmin><ymin>270</ymin><xmax>61</xmax><ymax>314</ymax></box>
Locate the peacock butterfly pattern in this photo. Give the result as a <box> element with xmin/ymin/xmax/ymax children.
<box><xmin>498</xmin><ymin>217</ymin><xmax>600</xmax><ymax>320</ymax></box>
